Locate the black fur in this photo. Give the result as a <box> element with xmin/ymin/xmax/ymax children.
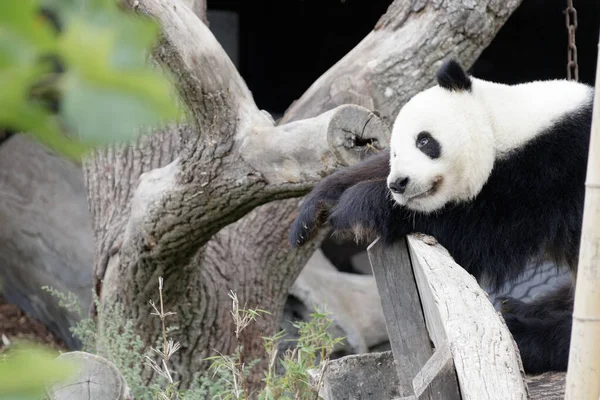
<box><xmin>416</xmin><ymin>131</ymin><xmax>441</xmax><ymax>159</ymax></box>
<box><xmin>500</xmin><ymin>283</ymin><xmax>574</xmax><ymax>373</ymax></box>
<box><xmin>289</xmin><ymin>150</ymin><xmax>389</xmax><ymax>247</ymax></box>
<box><xmin>436</xmin><ymin>60</ymin><xmax>472</xmax><ymax>92</ymax></box>
<box><xmin>289</xmin><ymin>92</ymin><xmax>593</xmax><ymax>374</ymax></box>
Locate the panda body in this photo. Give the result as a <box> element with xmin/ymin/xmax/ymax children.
<box><xmin>289</xmin><ymin>60</ymin><xmax>594</xmax><ymax>373</ymax></box>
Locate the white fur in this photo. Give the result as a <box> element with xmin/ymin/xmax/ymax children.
<box><xmin>473</xmin><ymin>78</ymin><xmax>591</xmax><ymax>155</ymax></box>
<box><xmin>387</xmin><ymin>76</ymin><xmax>592</xmax><ymax>213</ymax></box>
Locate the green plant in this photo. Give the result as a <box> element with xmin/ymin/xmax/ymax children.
<box><xmin>203</xmin><ymin>291</ymin><xmax>270</xmax><ymax>400</ymax></box>
<box><xmin>43</xmin><ymin>285</ymin><xmax>152</xmax><ymax>399</ymax></box>
<box><xmin>0</xmin><ymin>0</ymin><xmax>182</xmax><ymax>395</ymax></box>
<box><xmin>259</xmin><ymin>308</ymin><xmax>345</xmax><ymax>400</ymax></box>
<box><xmin>144</xmin><ymin>276</ymin><xmax>182</xmax><ymax>400</ymax></box>
<box><xmin>45</xmin><ymin>282</ymin><xmax>344</xmax><ymax>400</ymax></box>
<box><xmin>203</xmin><ymin>291</ymin><xmax>344</xmax><ymax>400</ymax></box>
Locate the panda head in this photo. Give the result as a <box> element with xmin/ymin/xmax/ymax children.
<box><xmin>387</xmin><ymin>60</ymin><xmax>496</xmax><ymax>213</ymax></box>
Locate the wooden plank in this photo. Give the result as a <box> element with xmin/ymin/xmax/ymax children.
<box><xmin>407</xmin><ymin>234</ymin><xmax>529</xmax><ymax>400</ymax></box>
<box><xmin>367</xmin><ymin>237</ymin><xmax>459</xmax><ymax>399</ymax></box>
<box><xmin>412</xmin><ymin>341</ymin><xmax>453</xmax><ymax>398</ymax></box>
<box><xmin>526</xmin><ymin>372</ymin><xmax>566</xmax><ymax>400</ymax></box>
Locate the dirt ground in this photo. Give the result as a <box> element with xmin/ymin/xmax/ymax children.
<box><xmin>0</xmin><ymin>295</ymin><xmax>66</xmax><ymax>352</ymax></box>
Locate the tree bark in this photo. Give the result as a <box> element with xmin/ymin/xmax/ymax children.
<box><xmin>180</xmin><ymin>0</ymin><xmax>207</xmax><ymax>24</ymax></box>
<box><xmin>86</xmin><ymin>0</ymin><xmax>522</xmax><ymax>393</ymax></box>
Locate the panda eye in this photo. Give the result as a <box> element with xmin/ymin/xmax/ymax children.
<box><xmin>416</xmin><ymin>132</ymin><xmax>432</xmax><ymax>148</ymax></box>
<box><xmin>416</xmin><ymin>131</ymin><xmax>441</xmax><ymax>159</ymax></box>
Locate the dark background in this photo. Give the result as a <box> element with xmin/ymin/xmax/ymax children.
<box><xmin>208</xmin><ymin>0</ymin><xmax>600</xmax><ymax>115</ymax></box>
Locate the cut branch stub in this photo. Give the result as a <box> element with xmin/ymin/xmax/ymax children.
<box><xmin>326</xmin><ymin>104</ymin><xmax>388</xmax><ymax>167</ymax></box>
<box><xmin>46</xmin><ymin>351</ymin><xmax>131</xmax><ymax>400</ymax></box>
<box><xmin>242</xmin><ymin>104</ymin><xmax>389</xmax><ymax>185</ymax></box>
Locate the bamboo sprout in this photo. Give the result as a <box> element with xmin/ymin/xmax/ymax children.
<box><xmin>565</xmin><ymin>34</ymin><xmax>600</xmax><ymax>400</ymax></box>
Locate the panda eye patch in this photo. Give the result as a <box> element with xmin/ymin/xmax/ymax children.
<box><xmin>416</xmin><ymin>131</ymin><xmax>441</xmax><ymax>159</ymax></box>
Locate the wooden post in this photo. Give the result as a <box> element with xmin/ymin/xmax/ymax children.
<box><xmin>565</xmin><ymin>33</ymin><xmax>600</xmax><ymax>400</ymax></box>
<box><xmin>368</xmin><ymin>234</ymin><xmax>529</xmax><ymax>399</ymax></box>
<box><xmin>367</xmin><ymin>237</ymin><xmax>460</xmax><ymax>399</ymax></box>
<box><xmin>406</xmin><ymin>235</ymin><xmax>528</xmax><ymax>400</ymax></box>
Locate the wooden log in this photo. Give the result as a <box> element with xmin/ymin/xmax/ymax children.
<box><xmin>526</xmin><ymin>372</ymin><xmax>566</xmax><ymax>400</ymax></box>
<box><xmin>406</xmin><ymin>234</ymin><xmax>529</xmax><ymax>400</ymax></box>
<box><xmin>290</xmin><ymin>248</ymin><xmax>388</xmax><ymax>354</ymax></box>
<box><xmin>46</xmin><ymin>351</ymin><xmax>131</xmax><ymax>400</ymax></box>
<box><xmin>367</xmin><ymin>237</ymin><xmax>460</xmax><ymax>399</ymax></box>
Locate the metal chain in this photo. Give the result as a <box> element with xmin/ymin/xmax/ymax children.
<box><xmin>565</xmin><ymin>0</ymin><xmax>579</xmax><ymax>81</ymax></box>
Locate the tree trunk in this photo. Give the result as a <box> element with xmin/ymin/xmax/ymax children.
<box><xmin>86</xmin><ymin>0</ymin><xmax>522</xmax><ymax>393</ymax></box>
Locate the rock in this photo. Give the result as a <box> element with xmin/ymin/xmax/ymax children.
<box><xmin>0</xmin><ymin>135</ymin><xmax>94</xmax><ymax>349</ymax></box>
<box><xmin>319</xmin><ymin>351</ymin><xmax>400</xmax><ymax>400</ymax></box>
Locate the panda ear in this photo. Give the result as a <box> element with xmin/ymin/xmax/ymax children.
<box><xmin>436</xmin><ymin>59</ymin><xmax>472</xmax><ymax>92</ymax></box>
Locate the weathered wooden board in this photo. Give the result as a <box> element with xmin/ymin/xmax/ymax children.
<box><xmin>367</xmin><ymin>237</ymin><xmax>460</xmax><ymax>399</ymax></box>
<box><xmin>406</xmin><ymin>234</ymin><xmax>529</xmax><ymax>400</ymax></box>
<box><xmin>526</xmin><ymin>372</ymin><xmax>566</xmax><ymax>400</ymax></box>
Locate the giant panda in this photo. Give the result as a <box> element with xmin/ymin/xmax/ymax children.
<box><xmin>289</xmin><ymin>59</ymin><xmax>594</xmax><ymax>374</ymax></box>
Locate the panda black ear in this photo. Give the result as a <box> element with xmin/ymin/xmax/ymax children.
<box><xmin>436</xmin><ymin>59</ymin><xmax>472</xmax><ymax>92</ymax></box>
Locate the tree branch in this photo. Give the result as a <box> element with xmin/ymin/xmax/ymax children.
<box><xmin>180</xmin><ymin>0</ymin><xmax>207</xmax><ymax>24</ymax></box>
<box><xmin>101</xmin><ymin>1</ymin><xmax>390</xmax><ymax>270</ymax></box>
<box><xmin>281</xmin><ymin>0</ymin><xmax>522</xmax><ymax>125</ymax></box>
<box><xmin>241</xmin><ymin>104</ymin><xmax>389</xmax><ymax>186</ymax></box>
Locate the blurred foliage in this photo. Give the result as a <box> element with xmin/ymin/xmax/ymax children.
<box><xmin>0</xmin><ymin>0</ymin><xmax>181</xmax><ymax>160</ymax></box>
<box><xmin>0</xmin><ymin>0</ymin><xmax>180</xmax><ymax>397</ymax></box>
<box><xmin>0</xmin><ymin>343</ymin><xmax>75</xmax><ymax>400</ymax></box>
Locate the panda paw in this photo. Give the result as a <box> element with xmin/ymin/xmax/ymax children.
<box><xmin>289</xmin><ymin>199</ymin><xmax>325</xmax><ymax>248</ymax></box>
<box><xmin>289</xmin><ymin>151</ymin><xmax>391</xmax><ymax>248</ymax></box>
<box><xmin>327</xmin><ymin>180</ymin><xmax>400</xmax><ymax>244</ymax></box>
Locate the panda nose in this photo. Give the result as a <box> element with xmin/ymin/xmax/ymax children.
<box><xmin>389</xmin><ymin>177</ymin><xmax>410</xmax><ymax>194</ymax></box>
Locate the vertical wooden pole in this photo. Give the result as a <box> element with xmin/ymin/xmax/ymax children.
<box><xmin>367</xmin><ymin>238</ymin><xmax>460</xmax><ymax>399</ymax></box>
<box><xmin>565</xmin><ymin>33</ymin><xmax>600</xmax><ymax>400</ymax></box>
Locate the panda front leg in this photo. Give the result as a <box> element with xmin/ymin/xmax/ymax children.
<box><xmin>500</xmin><ymin>283</ymin><xmax>573</xmax><ymax>373</ymax></box>
<box><xmin>327</xmin><ymin>179</ymin><xmax>411</xmax><ymax>245</ymax></box>
<box><xmin>289</xmin><ymin>150</ymin><xmax>390</xmax><ymax>247</ymax></box>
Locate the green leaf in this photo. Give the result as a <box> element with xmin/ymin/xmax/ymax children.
<box><xmin>1</xmin><ymin>0</ymin><xmax>181</xmax><ymax>157</ymax></box>
<box><xmin>0</xmin><ymin>0</ymin><xmax>56</xmax><ymax>51</ymax></box>
<box><xmin>0</xmin><ymin>344</ymin><xmax>75</xmax><ymax>396</ymax></box>
<box><xmin>57</xmin><ymin>7</ymin><xmax>181</xmax><ymax>144</ymax></box>
<box><xmin>62</xmin><ymin>72</ymin><xmax>167</xmax><ymax>144</ymax></box>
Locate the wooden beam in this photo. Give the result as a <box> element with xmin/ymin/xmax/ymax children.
<box><xmin>406</xmin><ymin>234</ymin><xmax>529</xmax><ymax>399</ymax></box>
<box><xmin>367</xmin><ymin>238</ymin><xmax>460</xmax><ymax>399</ymax></box>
